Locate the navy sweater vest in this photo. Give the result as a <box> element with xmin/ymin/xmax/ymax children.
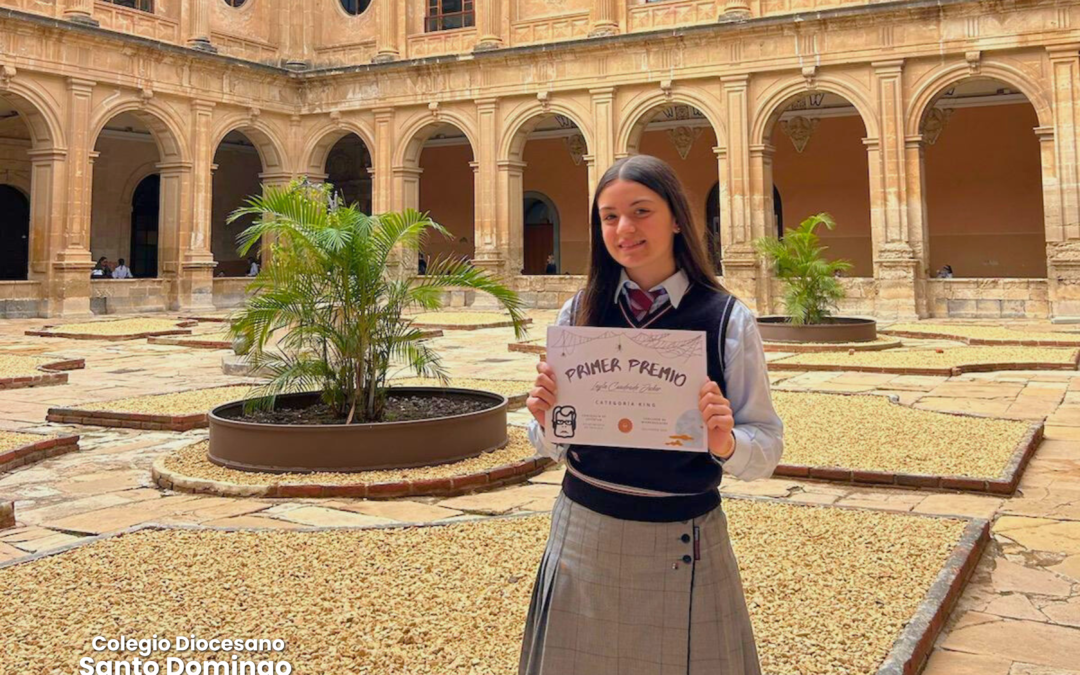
<box><xmin>562</xmin><ymin>283</ymin><xmax>736</xmax><ymax>522</ymax></box>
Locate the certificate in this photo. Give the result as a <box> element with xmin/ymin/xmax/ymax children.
<box><xmin>544</xmin><ymin>325</ymin><xmax>709</xmax><ymax>452</ymax></box>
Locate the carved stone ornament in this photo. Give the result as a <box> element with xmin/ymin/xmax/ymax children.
<box><xmin>667</xmin><ymin>125</ymin><xmax>704</xmax><ymax>160</ymax></box>
<box><xmin>922</xmin><ymin>108</ymin><xmax>953</xmax><ymax>145</ymax></box>
<box><xmin>779</xmin><ymin>116</ymin><xmax>819</xmax><ymax>153</ymax></box>
<box><xmin>428</xmin><ymin>101</ymin><xmax>440</xmax><ymax>119</ymax></box>
<box><xmin>139</xmin><ymin>87</ymin><xmax>154</xmax><ymax>106</ymax></box>
<box><xmin>0</xmin><ymin>65</ymin><xmax>15</xmax><ymax>90</ymax></box>
<box><xmin>565</xmin><ymin>133</ymin><xmax>586</xmax><ymax>166</ymax></box>
<box><xmin>537</xmin><ymin>90</ymin><xmax>551</xmax><ymax>112</ymax></box>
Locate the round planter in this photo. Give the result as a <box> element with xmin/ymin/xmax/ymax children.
<box><xmin>208</xmin><ymin>387</ymin><xmax>508</xmax><ymax>473</ymax></box>
<box><xmin>756</xmin><ymin>316</ymin><xmax>878</xmax><ymax>343</ymax></box>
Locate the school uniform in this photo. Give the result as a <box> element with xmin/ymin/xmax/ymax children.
<box><xmin>520</xmin><ymin>269</ymin><xmax>784</xmax><ymax>675</ymax></box>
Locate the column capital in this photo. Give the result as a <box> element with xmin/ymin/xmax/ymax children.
<box><xmin>1035</xmin><ymin>125</ymin><xmax>1056</xmax><ymax>140</ymax></box>
<box><xmin>497</xmin><ymin>159</ymin><xmax>527</xmax><ymax>172</ymax></box>
<box><xmin>475</xmin><ymin>97</ymin><xmax>499</xmax><ymax>110</ymax></box>
<box><xmin>191</xmin><ymin>100</ymin><xmax>216</xmax><ymax>114</ymax></box>
<box><xmin>720</xmin><ymin>74</ymin><xmax>750</xmax><ymax>88</ymax></box>
<box><xmin>862</xmin><ymin>136</ymin><xmax>881</xmax><ymax>149</ymax></box>
<box><xmin>748</xmin><ymin>143</ymin><xmax>775</xmax><ymax>159</ymax></box>
<box><xmin>26</xmin><ymin>148</ymin><xmax>68</xmax><ymax>162</ymax></box>
<box><xmin>391</xmin><ymin>165</ymin><xmax>424</xmax><ymax>178</ymax></box>
<box><xmin>590</xmin><ymin>86</ymin><xmax>616</xmax><ymax>98</ymax></box>
<box><xmin>372</xmin><ymin>107</ymin><xmax>395</xmax><ymax>119</ymax></box>
<box><xmin>713</xmin><ymin>145</ymin><xmax>728</xmax><ymax>159</ymax></box>
<box><xmin>904</xmin><ymin>134</ymin><xmax>926</xmax><ymax>149</ymax></box>
<box><xmin>259</xmin><ymin>171</ymin><xmax>295</xmax><ymax>184</ymax></box>
<box><xmin>66</xmin><ymin>77</ymin><xmax>96</xmax><ymax>93</ymax></box>
<box><xmin>1046</xmin><ymin>44</ymin><xmax>1080</xmax><ymax>59</ymax></box>
<box><xmin>156</xmin><ymin>160</ymin><xmax>194</xmax><ymax>173</ymax></box>
<box><xmin>871</xmin><ymin>59</ymin><xmax>905</xmax><ymax>73</ymax></box>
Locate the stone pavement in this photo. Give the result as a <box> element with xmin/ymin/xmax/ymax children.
<box><xmin>0</xmin><ymin>313</ymin><xmax>1078</xmax><ymax>673</ymax></box>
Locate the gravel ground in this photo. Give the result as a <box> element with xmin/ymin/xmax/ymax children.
<box><xmin>0</xmin><ymin>431</ymin><xmax>52</xmax><ymax>453</ymax></box>
<box><xmin>0</xmin><ymin>354</ymin><xmax>54</xmax><ymax>379</ymax></box>
<box><xmin>0</xmin><ymin>502</ymin><xmax>966</xmax><ymax>675</ymax></box>
<box><xmin>771</xmin><ymin>345</ymin><xmax>1078</xmax><ymax>369</ymax></box>
<box><xmin>885</xmin><ymin>323</ymin><xmax>1080</xmax><ymax>344</ymax></box>
<box><xmin>773</xmin><ymin>391</ymin><xmax>1030</xmax><ymax>477</ymax></box>
<box><xmin>391</xmin><ymin>377</ymin><xmax>532</xmax><ymax>398</ymax></box>
<box><xmin>163</xmin><ymin>427</ymin><xmax>537</xmax><ymax>486</ymax></box>
<box><xmin>37</xmin><ymin>318</ymin><xmax>187</xmax><ymax>336</ymax></box>
<box><xmin>78</xmin><ymin>386</ymin><xmax>254</xmax><ymax>415</ymax></box>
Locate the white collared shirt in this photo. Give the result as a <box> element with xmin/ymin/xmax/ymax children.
<box><xmin>527</xmin><ymin>270</ymin><xmax>784</xmax><ymax>482</ymax></box>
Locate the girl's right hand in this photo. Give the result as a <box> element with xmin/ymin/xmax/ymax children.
<box><xmin>526</xmin><ymin>361</ymin><xmax>558</xmax><ymax>428</ymax></box>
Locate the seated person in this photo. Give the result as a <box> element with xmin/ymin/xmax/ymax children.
<box><xmin>112</xmin><ymin>258</ymin><xmax>133</xmax><ymax>279</ymax></box>
<box><xmin>91</xmin><ymin>257</ymin><xmax>111</xmax><ymax>279</ymax></box>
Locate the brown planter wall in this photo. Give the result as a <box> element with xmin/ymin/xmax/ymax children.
<box><xmin>757</xmin><ymin>316</ymin><xmax>877</xmax><ymax>343</ymax></box>
<box><xmin>208</xmin><ymin>388</ymin><xmax>508</xmax><ymax>473</ymax></box>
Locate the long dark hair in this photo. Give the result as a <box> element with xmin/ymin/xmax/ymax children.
<box><xmin>576</xmin><ymin>155</ymin><xmax>725</xmax><ymax>326</ymax></box>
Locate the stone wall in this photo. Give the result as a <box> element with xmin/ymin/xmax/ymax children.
<box><xmin>90</xmin><ymin>279</ymin><xmax>170</xmax><ymax>314</ymax></box>
<box><xmin>212</xmin><ymin>278</ymin><xmax>251</xmax><ymax>309</ymax></box>
<box><xmin>926</xmin><ymin>279</ymin><xmax>1050</xmax><ymax>319</ymax></box>
<box><xmin>0</xmin><ymin>281</ymin><xmax>42</xmax><ymax>318</ymax></box>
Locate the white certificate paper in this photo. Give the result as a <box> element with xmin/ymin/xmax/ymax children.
<box><xmin>544</xmin><ymin>326</ymin><xmax>709</xmax><ymax>452</ymax></box>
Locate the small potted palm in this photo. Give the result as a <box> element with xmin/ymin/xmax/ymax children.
<box><xmin>208</xmin><ymin>179</ymin><xmax>529</xmax><ymax>473</ymax></box>
<box><xmin>753</xmin><ymin>212</ymin><xmax>876</xmax><ymax>343</ymax></box>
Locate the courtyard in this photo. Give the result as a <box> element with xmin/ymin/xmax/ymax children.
<box><xmin>0</xmin><ymin>311</ymin><xmax>1077</xmax><ymax>674</ymax></box>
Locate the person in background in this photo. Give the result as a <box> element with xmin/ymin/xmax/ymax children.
<box><xmin>544</xmin><ymin>254</ymin><xmax>557</xmax><ymax>275</ymax></box>
<box><xmin>418</xmin><ymin>251</ymin><xmax>428</xmax><ymax>275</ymax></box>
<box><xmin>247</xmin><ymin>257</ymin><xmax>260</xmax><ymax>277</ymax></box>
<box><xmin>936</xmin><ymin>264</ymin><xmax>954</xmax><ymax>279</ymax></box>
<box><xmin>91</xmin><ymin>257</ymin><xmax>111</xmax><ymax>279</ymax></box>
<box><xmin>111</xmin><ymin>258</ymin><xmax>133</xmax><ymax>279</ymax></box>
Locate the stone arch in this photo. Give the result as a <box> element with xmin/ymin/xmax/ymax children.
<box><xmin>300</xmin><ymin>119</ymin><xmax>376</xmax><ymax>178</ymax></box>
<box><xmin>616</xmin><ymin>88</ymin><xmax>726</xmax><ymax>156</ymax></box>
<box><xmin>751</xmin><ymin>75</ymin><xmax>878</xmax><ymax>147</ymax></box>
<box><xmin>210</xmin><ymin>116</ymin><xmax>290</xmax><ymax>174</ymax></box>
<box><xmin>0</xmin><ymin>81</ymin><xmax>65</xmax><ymax>150</ymax></box>
<box><xmin>906</xmin><ymin>61</ymin><xmax>1053</xmax><ymax>137</ymax></box>
<box><xmin>89</xmin><ymin>98</ymin><xmax>189</xmax><ymax>164</ymax></box>
<box><xmin>499</xmin><ymin>100</ymin><xmax>594</xmax><ymax>162</ymax></box>
<box><xmin>394</xmin><ymin>109</ymin><xmax>478</xmax><ymax>168</ymax></box>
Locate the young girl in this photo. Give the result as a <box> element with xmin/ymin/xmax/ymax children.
<box><xmin>520</xmin><ymin>155</ymin><xmax>784</xmax><ymax>675</ymax></box>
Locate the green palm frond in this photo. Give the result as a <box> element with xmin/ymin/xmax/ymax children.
<box><xmin>227</xmin><ymin>178</ymin><xmax>527</xmax><ymax>423</ymax></box>
<box><xmin>753</xmin><ymin>212</ymin><xmax>852</xmax><ymax>325</ymax></box>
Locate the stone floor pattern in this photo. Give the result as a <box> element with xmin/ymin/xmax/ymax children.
<box><xmin>0</xmin><ymin>313</ymin><xmax>1078</xmax><ymax>674</ymax></box>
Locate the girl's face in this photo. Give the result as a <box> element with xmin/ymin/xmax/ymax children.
<box><xmin>598</xmin><ymin>179</ymin><xmax>678</xmax><ymax>283</ymax></box>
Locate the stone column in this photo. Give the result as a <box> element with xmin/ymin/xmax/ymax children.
<box><xmin>63</xmin><ymin>0</ymin><xmax>97</xmax><ymax>26</ymax></box>
<box><xmin>172</xmin><ymin>101</ymin><xmax>217</xmax><ymax>311</ymax></box>
<box><xmin>1046</xmin><ymin>46</ymin><xmax>1080</xmax><ymax>319</ymax></box>
<box><xmin>498</xmin><ymin>159</ymin><xmax>527</xmax><ymax>277</ymax></box>
<box><xmin>472</xmin><ymin>98</ymin><xmax>504</xmax><ymax>276</ymax></box>
<box><xmin>589</xmin><ymin>0</ymin><xmax>619</xmax><ymax>37</ymax></box>
<box><xmin>590</xmin><ymin>87</ymin><xmax>616</xmax><ymax>177</ymax></box>
<box><xmin>47</xmin><ymin>78</ymin><xmax>97</xmax><ymax>317</ymax></box>
<box><xmin>257</xmin><ymin>171</ymin><xmax>296</xmax><ymax>268</ymax></box>
<box><xmin>905</xmin><ymin>134</ymin><xmax>931</xmax><ymax>314</ymax></box>
<box><xmin>720</xmin><ymin>1</ymin><xmax>752</xmax><ymax>20</ymax></box>
<box><xmin>869</xmin><ymin>60</ymin><xmax>921</xmax><ymax>320</ymax></box>
<box><xmin>372</xmin><ymin>107</ymin><xmax>394</xmax><ymax>214</ymax></box>
<box><xmin>186</xmin><ymin>0</ymin><xmax>217</xmax><ymax>53</ymax></box>
<box><xmin>390</xmin><ymin>164</ymin><xmax>423</xmax><ymax>278</ymax></box>
<box><xmin>373</xmin><ymin>0</ymin><xmax>400</xmax><ymax>63</ymax></box>
<box><xmin>25</xmin><ymin>148</ymin><xmax>68</xmax><ymax>304</ymax></box>
<box><xmin>474</xmin><ymin>0</ymin><xmax>503</xmax><ymax>51</ymax></box>
<box><xmin>722</xmin><ymin>75</ymin><xmax>766</xmax><ymax>311</ymax></box>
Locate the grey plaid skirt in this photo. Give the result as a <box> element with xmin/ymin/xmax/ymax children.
<box><xmin>519</xmin><ymin>492</ymin><xmax>761</xmax><ymax>675</ymax></box>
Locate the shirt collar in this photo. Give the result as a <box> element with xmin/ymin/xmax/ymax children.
<box><xmin>614</xmin><ymin>269</ymin><xmax>690</xmax><ymax>309</ymax></box>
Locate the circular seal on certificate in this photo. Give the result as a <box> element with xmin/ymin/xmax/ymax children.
<box><xmin>618</xmin><ymin>418</ymin><xmax>633</xmax><ymax>433</ymax></box>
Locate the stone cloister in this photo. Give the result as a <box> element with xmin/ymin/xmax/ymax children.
<box><xmin>0</xmin><ymin>0</ymin><xmax>1079</xmax><ymax>320</ymax></box>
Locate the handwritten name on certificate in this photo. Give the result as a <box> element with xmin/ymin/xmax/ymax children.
<box><xmin>544</xmin><ymin>326</ymin><xmax>709</xmax><ymax>452</ymax></box>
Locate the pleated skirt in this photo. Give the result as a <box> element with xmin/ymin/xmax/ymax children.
<box><xmin>518</xmin><ymin>492</ymin><xmax>761</xmax><ymax>675</ymax></box>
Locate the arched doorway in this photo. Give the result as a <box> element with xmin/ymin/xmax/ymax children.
<box><xmin>211</xmin><ymin>131</ymin><xmax>263</xmax><ymax>276</ymax></box>
<box><xmin>523</xmin><ymin>192</ymin><xmax>560</xmax><ymax>275</ymax></box>
<box><xmin>0</xmin><ymin>185</ymin><xmax>30</xmax><ymax>280</ymax></box>
<box><xmin>919</xmin><ymin>77</ymin><xmax>1045</xmax><ymax>278</ymax></box>
<box><xmin>130</xmin><ymin>175</ymin><xmax>160</xmax><ymax>278</ymax></box>
<box><xmin>324</xmin><ymin>133</ymin><xmax>373</xmax><ymax>214</ymax></box>
<box><xmin>769</xmin><ymin>92</ymin><xmax>872</xmax><ymax>276</ymax></box>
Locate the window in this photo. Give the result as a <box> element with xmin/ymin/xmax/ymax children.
<box><xmin>102</xmin><ymin>0</ymin><xmax>154</xmax><ymax>12</ymax></box>
<box><xmin>339</xmin><ymin>0</ymin><xmax>372</xmax><ymax>15</ymax></box>
<box><xmin>426</xmin><ymin>0</ymin><xmax>474</xmax><ymax>32</ymax></box>
<box><xmin>222</xmin><ymin>0</ymin><xmax>247</xmax><ymax>7</ymax></box>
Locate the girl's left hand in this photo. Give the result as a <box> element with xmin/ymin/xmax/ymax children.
<box><xmin>699</xmin><ymin>380</ymin><xmax>735</xmax><ymax>459</ymax></box>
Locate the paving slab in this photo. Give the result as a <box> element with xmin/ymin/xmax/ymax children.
<box><xmin>330</xmin><ymin>500</ymin><xmax>463</xmax><ymax>523</ymax></box>
<box><xmin>273</xmin><ymin>506</ymin><xmax>396</xmax><ymax>528</ymax></box>
<box><xmin>941</xmin><ymin>619</ymin><xmax>1080</xmax><ymax>670</ymax></box>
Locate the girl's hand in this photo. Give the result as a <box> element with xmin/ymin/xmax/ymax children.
<box><xmin>699</xmin><ymin>380</ymin><xmax>735</xmax><ymax>459</ymax></box>
<box><xmin>527</xmin><ymin>361</ymin><xmax>558</xmax><ymax>428</ymax></box>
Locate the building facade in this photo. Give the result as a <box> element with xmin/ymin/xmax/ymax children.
<box><xmin>0</xmin><ymin>0</ymin><xmax>1078</xmax><ymax>320</ymax></box>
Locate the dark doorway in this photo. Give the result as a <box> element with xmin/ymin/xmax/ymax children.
<box><xmin>774</xmin><ymin>185</ymin><xmax>784</xmax><ymax>238</ymax></box>
<box><xmin>130</xmin><ymin>174</ymin><xmax>160</xmax><ymax>278</ymax></box>
<box><xmin>523</xmin><ymin>195</ymin><xmax>557</xmax><ymax>275</ymax></box>
<box><xmin>706</xmin><ymin>182</ymin><xmax>721</xmax><ymax>274</ymax></box>
<box><xmin>0</xmin><ymin>185</ymin><xmax>29</xmax><ymax>280</ymax></box>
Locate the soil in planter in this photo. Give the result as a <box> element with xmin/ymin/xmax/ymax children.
<box><xmin>221</xmin><ymin>393</ymin><xmax>496</xmax><ymax>426</ymax></box>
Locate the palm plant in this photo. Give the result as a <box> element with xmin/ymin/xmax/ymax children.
<box><xmin>227</xmin><ymin>179</ymin><xmax>528</xmax><ymax>424</ymax></box>
<box><xmin>753</xmin><ymin>212</ymin><xmax>852</xmax><ymax>325</ymax></box>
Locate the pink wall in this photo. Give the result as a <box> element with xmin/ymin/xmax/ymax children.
<box><xmin>419</xmin><ymin>143</ymin><xmax>475</xmax><ymax>262</ymax></box>
<box><xmin>924</xmin><ymin>103</ymin><xmax>1045</xmax><ymax>278</ymax></box>
<box><xmin>771</xmin><ymin>115</ymin><xmax>874</xmax><ymax>277</ymax></box>
<box><xmin>522</xmin><ymin>137</ymin><xmax>590</xmax><ymax>273</ymax></box>
<box><xmin>640</xmin><ymin>126</ymin><xmax>720</xmax><ymax>256</ymax></box>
